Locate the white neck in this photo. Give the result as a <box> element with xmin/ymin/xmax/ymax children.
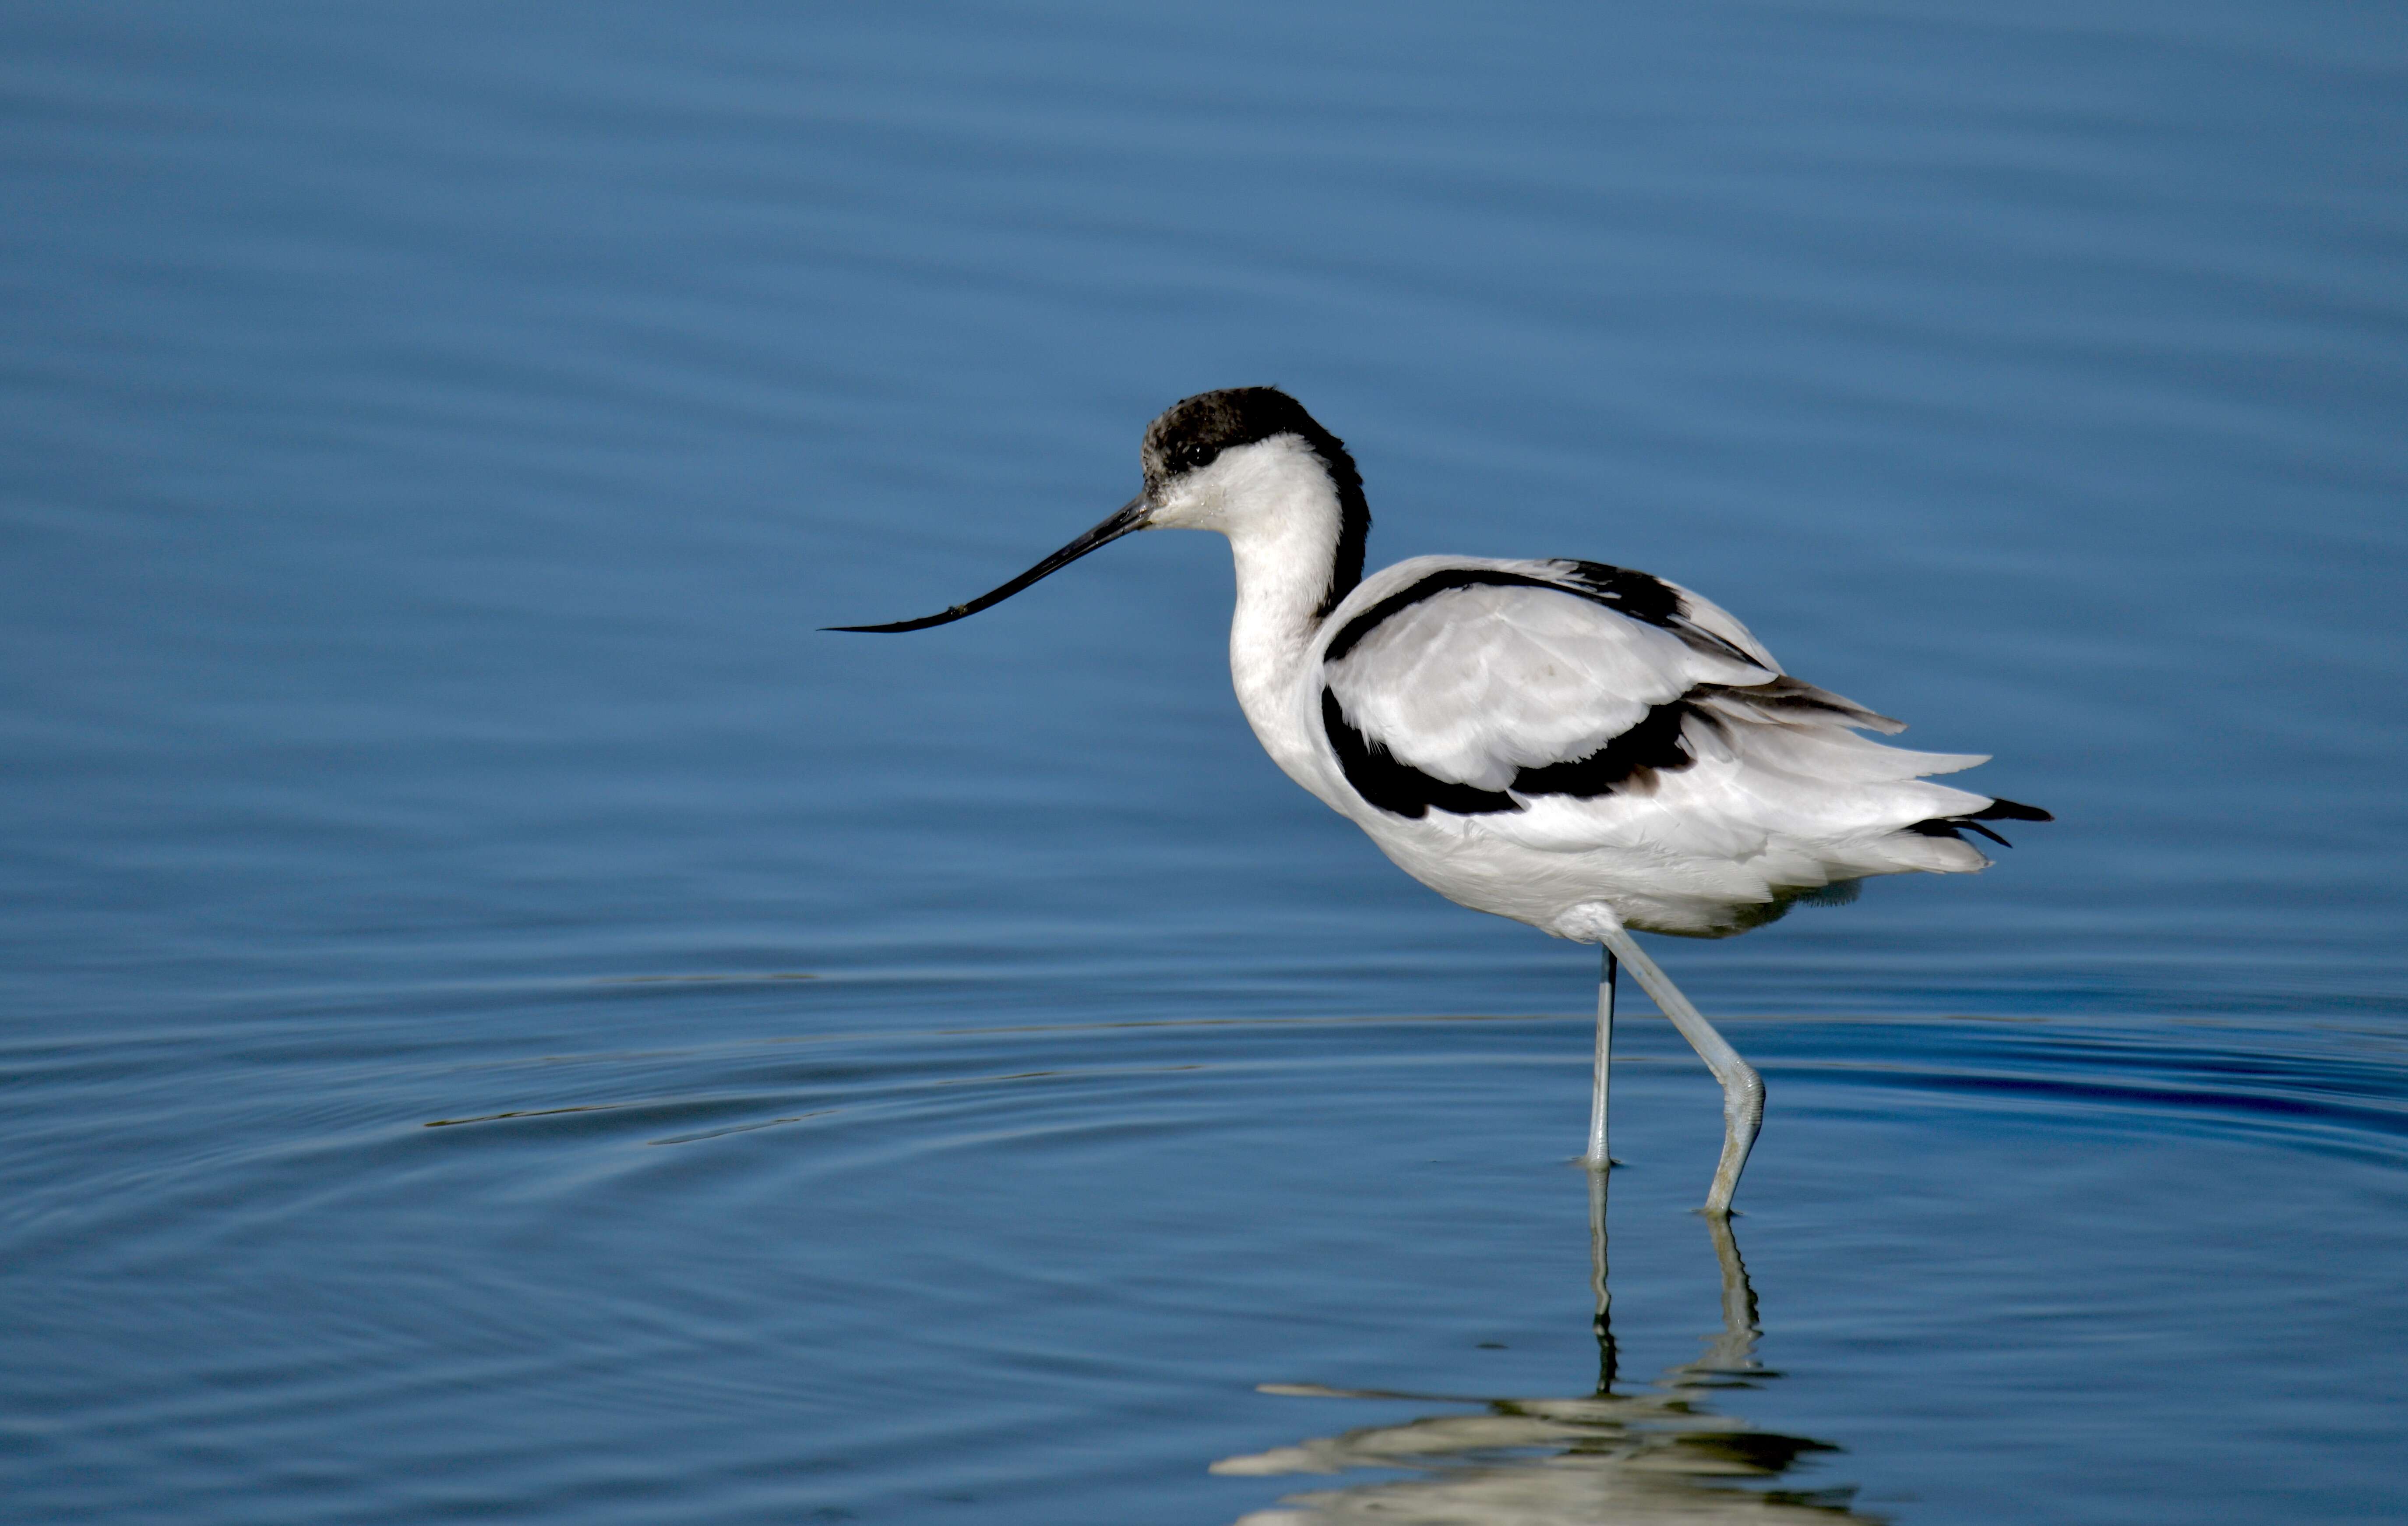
<box><xmin>1212</xmin><ymin>443</ymin><xmax>1348</xmax><ymax>790</ymax></box>
<box><xmin>1149</xmin><ymin>434</ymin><xmax>1357</xmax><ymax>792</ymax></box>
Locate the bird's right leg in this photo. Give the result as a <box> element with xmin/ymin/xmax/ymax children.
<box><xmin>1583</xmin><ymin>946</ymin><xmax>1616</xmax><ymax>1170</ymax></box>
<box><xmin>1594</xmin><ymin>923</ymin><xmax>1764</xmax><ymax>1218</ymax></box>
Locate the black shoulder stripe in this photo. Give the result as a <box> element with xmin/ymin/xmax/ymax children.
<box><xmin>1553</xmin><ymin>562</ymin><xmax>1776</xmax><ymax>668</ymax></box>
<box><xmin>1324</xmin><ymin>562</ymin><xmax>1687</xmax><ymax>664</ymax></box>
<box><xmin>1325</xmin><ymin>570</ymin><xmax>1558</xmax><ymax>664</ymax></box>
<box><xmin>1320</xmin><ymin>689</ymin><xmax>1519</xmax><ymax>819</ymax></box>
<box><xmin>1548</xmin><ymin>561</ymin><xmax>1684</xmax><ymax>625</ymax></box>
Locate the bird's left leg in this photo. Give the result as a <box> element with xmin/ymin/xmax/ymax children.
<box><xmin>1594</xmin><ymin>922</ymin><xmax>1763</xmax><ymax>1217</ymax></box>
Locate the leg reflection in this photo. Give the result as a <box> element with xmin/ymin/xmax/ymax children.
<box><xmin>1587</xmin><ymin>1159</ymin><xmax>1616</xmax><ymax>1395</ymax></box>
<box><xmin>1212</xmin><ymin>1173</ymin><xmax>1863</xmax><ymax>1524</ymax></box>
<box><xmin>1692</xmin><ymin>1209</ymin><xmax>1766</xmax><ymax>1384</ymax></box>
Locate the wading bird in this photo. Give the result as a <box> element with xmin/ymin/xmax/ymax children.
<box><xmin>834</xmin><ymin>387</ymin><xmax>2046</xmax><ymax>1214</ymax></box>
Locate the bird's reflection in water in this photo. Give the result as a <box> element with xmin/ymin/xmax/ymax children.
<box><xmin>1213</xmin><ymin>1173</ymin><xmax>1872</xmax><ymax>1523</ymax></box>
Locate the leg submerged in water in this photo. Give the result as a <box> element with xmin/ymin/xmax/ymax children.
<box><xmin>1583</xmin><ymin>947</ymin><xmax>1616</xmax><ymax>1169</ymax></box>
<box><xmin>1587</xmin><ymin>1154</ymin><xmax>1616</xmax><ymax>1394</ymax></box>
<box><xmin>1593</xmin><ymin>923</ymin><xmax>1764</xmax><ymax>1217</ymax></box>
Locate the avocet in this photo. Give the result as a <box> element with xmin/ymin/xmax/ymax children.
<box><xmin>835</xmin><ymin>387</ymin><xmax>2047</xmax><ymax>1214</ymax></box>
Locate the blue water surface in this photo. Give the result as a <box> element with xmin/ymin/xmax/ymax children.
<box><xmin>4</xmin><ymin>2</ymin><xmax>2404</xmax><ymax>1522</ymax></box>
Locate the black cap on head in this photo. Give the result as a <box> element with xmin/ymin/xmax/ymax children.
<box><xmin>1142</xmin><ymin>387</ymin><xmax>1346</xmax><ymax>488</ymax></box>
<box><xmin>1141</xmin><ymin>387</ymin><xmax>1369</xmax><ymax>615</ymax></box>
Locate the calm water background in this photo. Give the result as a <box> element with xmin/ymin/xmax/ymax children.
<box><xmin>4</xmin><ymin>3</ymin><xmax>2404</xmax><ymax>1522</ymax></box>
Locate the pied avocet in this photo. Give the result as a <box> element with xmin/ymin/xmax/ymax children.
<box><xmin>835</xmin><ymin>387</ymin><xmax>2048</xmax><ymax>1215</ymax></box>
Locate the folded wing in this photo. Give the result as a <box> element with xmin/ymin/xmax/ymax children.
<box><xmin>1318</xmin><ymin>558</ymin><xmax>2027</xmax><ymax>874</ymax></box>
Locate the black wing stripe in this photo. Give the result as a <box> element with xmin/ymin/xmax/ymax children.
<box><xmin>1323</xmin><ymin>563</ymin><xmax>1686</xmax><ymax>664</ymax></box>
<box><xmin>1508</xmin><ymin>701</ymin><xmax>1699</xmax><ymax>796</ymax></box>
<box><xmin>1551</xmin><ymin>561</ymin><xmax>1785</xmax><ymax>668</ymax></box>
<box><xmin>1321</xmin><ymin>688</ymin><xmax>1706</xmax><ymax>820</ymax></box>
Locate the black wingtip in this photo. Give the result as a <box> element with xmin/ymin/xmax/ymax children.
<box><xmin>1971</xmin><ymin>797</ymin><xmax>2053</xmax><ymax>823</ymax></box>
<box><xmin>1904</xmin><ymin>794</ymin><xmax>2053</xmax><ymax>849</ymax></box>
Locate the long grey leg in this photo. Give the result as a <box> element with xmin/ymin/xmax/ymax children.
<box><xmin>1594</xmin><ymin>924</ymin><xmax>1763</xmax><ymax>1217</ymax></box>
<box><xmin>1583</xmin><ymin>947</ymin><xmax>1616</xmax><ymax>1169</ymax></box>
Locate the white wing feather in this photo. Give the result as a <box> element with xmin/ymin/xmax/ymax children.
<box><xmin>1324</xmin><ymin>565</ymin><xmax>1770</xmax><ymax>790</ymax></box>
<box><xmin>1320</xmin><ymin>557</ymin><xmax>1999</xmax><ymax>888</ymax></box>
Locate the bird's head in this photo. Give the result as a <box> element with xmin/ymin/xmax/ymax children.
<box><xmin>1138</xmin><ymin>386</ymin><xmax>1360</xmax><ymax>533</ymax></box>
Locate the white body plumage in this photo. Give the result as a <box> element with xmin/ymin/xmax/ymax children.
<box><xmin>1160</xmin><ymin>430</ymin><xmax>2009</xmax><ymax>941</ymax></box>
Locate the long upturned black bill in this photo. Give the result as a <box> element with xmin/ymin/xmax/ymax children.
<box><xmin>825</xmin><ymin>495</ymin><xmax>1152</xmax><ymax>633</ymax></box>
